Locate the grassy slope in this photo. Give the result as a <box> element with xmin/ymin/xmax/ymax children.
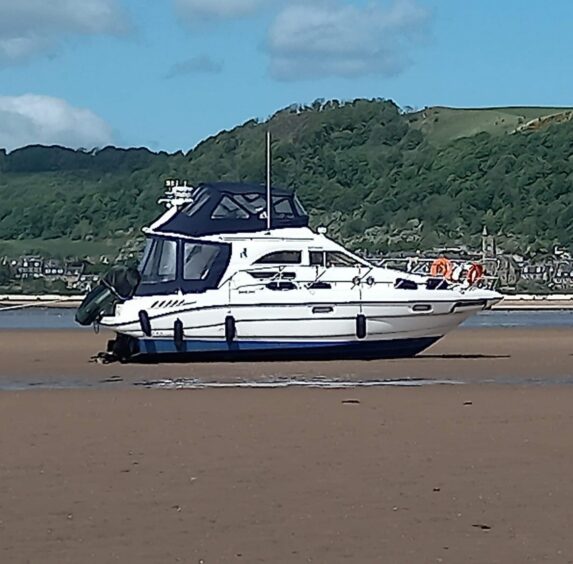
<box><xmin>408</xmin><ymin>106</ymin><xmax>573</xmax><ymax>145</ymax></box>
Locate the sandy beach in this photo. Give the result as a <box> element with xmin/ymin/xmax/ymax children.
<box><xmin>1</xmin><ymin>327</ymin><xmax>573</xmax><ymax>562</ymax></box>
<box><xmin>0</xmin><ymin>327</ymin><xmax>572</xmax><ymax>386</ymax></box>
<box><xmin>2</xmin><ymin>386</ymin><xmax>573</xmax><ymax>563</ymax></box>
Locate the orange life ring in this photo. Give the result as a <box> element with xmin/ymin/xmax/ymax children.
<box><xmin>430</xmin><ymin>257</ymin><xmax>453</xmax><ymax>280</ymax></box>
<box><xmin>467</xmin><ymin>263</ymin><xmax>485</xmax><ymax>286</ymax></box>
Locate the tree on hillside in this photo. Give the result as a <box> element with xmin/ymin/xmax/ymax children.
<box><xmin>1</xmin><ymin>99</ymin><xmax>573</xmax><ymax>254</ymax></box>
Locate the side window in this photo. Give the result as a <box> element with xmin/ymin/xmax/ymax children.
<box><xmin>309</xmin><ymin>251</ymin><xmax>325</xmax><ymax>266</ymax></box>
<box><xmin>182</xmin><ymin>191</ymin><xmax>210</xmax><ymax>217</ymax></box>
<box><xmin>183</xmin><ymin>244</ymin><xmax>221</xmax><ymax>280</ymax></box>
<box><xmin>212</xmin><ymin>196</ymin><xmax>249</xmax><ymax>219</ymax></box>
<box><xmin>141</xmin><ymin>239</ymin><xmax>177</xmax><ymax>283</ymax></box>
<box><xmin>293</xmin><ymin>195</ymin><xmax>307</xmax><ymax>216</ymax></box>
<box><xmin>255</xmin><ymin>251</ymin><xmax>302</xmax><ymax>264</ymax></box>
<box><xmin>234</xmin><ymin>193</ymin><xmax>266</xmax><ymax>215</ymax></box>
<box><xmin>273</xmin><ymin>197</ymin><xmax>295</xmax><ymax>218</ymax></box>
<box><xmin>326</xmin><ymin>252</ymin><xmax>362</xmax><ymax>267</ymax></box>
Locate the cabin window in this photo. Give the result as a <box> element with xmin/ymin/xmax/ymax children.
<box><xmin>181</xmin><ymin>190</ymin><xmax>210</xmax><ymax>217</ymax></box>
<box><xmin>273</xmin><ymin>197</ymin><xmax>296</xmax><ymax>218</ymax></box>
<box><xmin>183</xmin><ymin>243</ymin><xmax>222</xmax><ymax>280</ymax></box>
<box><xmin>293</xmin><ymin>195</ymin><xmax>306</xmax><ymax>216</ymax></box>
<box><xmin>234</xmin><ymin>193</ymin><xmax>267</xmax><ymax>215</ymax></box>
<box><xmin>210</xmin><ymin>193</ymin><xmax>302</xmax><ymax>220</ymax></box>
<box><xmin>266</xmin><ymin>281</ymin><xmax>297</xmax><ymax>291</ymax></box>
<box><xmin>255</xmin><ymin>251</ymin><xmax>302</xmax><ymax>265</ymax></box>
<box><xmin>310</xmin><ymin>251</ymin><xmax>324</xmax><ymax>266</ymax></box>
<box><xmin>140</xmin><ymin>239</ymin><xmax>177</xmax><ymax>284</ymax></box>
<box><xmin>212</xmin><ymin>196</ymin><xmax>250</xmax><ymax>220</ymax></box>
<box><xmin>326</xmin><ymin>252</ymin><xmax>362</xmax><ymax>267</ymax></box>
<box><xmin>181</xmin><ymin>241</ymin><xmax>231</xmax><ymax>293</ymax></box>
<box><xmin>310</xmin><ymin>251</ymin><xmax>363</xmax><ymax>268</ymax></box>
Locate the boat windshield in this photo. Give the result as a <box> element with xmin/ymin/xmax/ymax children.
<box><xmin>140</xmin><ymin>239</ymin><xmax>177</xmax><ymax>284</ymax></box>
<box><xmin>136</xmin><ymin>236</ymin><xmax>232</xmax><ymax>296</ymax></box>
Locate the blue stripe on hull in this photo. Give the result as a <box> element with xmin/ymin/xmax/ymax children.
<box><xmin>131</xmin><ymin>336</ymin><xmax>442</xmax><ymax>361</ymax></box>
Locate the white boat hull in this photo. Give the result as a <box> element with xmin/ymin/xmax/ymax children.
<box><xmin>101</xmin><ymin>292</ymin><xmax>496</xmax><ymax>360</ymax></box>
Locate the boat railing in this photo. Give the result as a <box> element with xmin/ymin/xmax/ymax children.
<box><xmin>219</xmin><ymin>264</ymin><xmax>393</xmax><ymax>294</ymax></box>
<box><xmin>158</xmin><ymin>180</ymin><xmax>195</xmax><ymax>208</ymax></box>
<box><xmin>378</xmin><ymin>257</ymin><xmax>499</xmax><ymax>290</ymax></box>
<box><xmin>218</xmin><ymin>263</ymin><xmax>488</xmax><ymax>296</ymax></box>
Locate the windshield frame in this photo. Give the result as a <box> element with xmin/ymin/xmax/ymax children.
<box><xmin>135</xmin><ymin>236</ymin><xmax>232</xmax><ymax>296</ymax></box>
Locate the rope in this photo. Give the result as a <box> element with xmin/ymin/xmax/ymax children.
<box><xmin>0</xmin><ymin>299</ymin><xmax>69</xmax><ymax>313</ymax></box>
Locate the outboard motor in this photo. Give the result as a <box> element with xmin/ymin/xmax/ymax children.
<box><xmin>75</xmin><ymin>266</ymin><xmax>141</xmax><ymax>326</ymax></box>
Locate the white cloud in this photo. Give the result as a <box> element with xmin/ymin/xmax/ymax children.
<box><xmin>174</xmin><ymin>0</ymin><xmax>265</xmax><ymax>23</ymax></box>
<box><xmin>165</xmin><ymin>55</ymin><xmax>224</xmax><ymax>78</ymax></box>
<box><xmin>0</xmin><ymin>95</ymin><xmax>114</xmax><ymax>150</ymax></box>
<box><xmin>267</xmin><ymin>0</ymin><xmax>430</xmax><ymax>81</ymax></box>
<box><xmin>0</xmin><ymin>0</ymin><xmax>128</xmax><ymax>64</ymax></box>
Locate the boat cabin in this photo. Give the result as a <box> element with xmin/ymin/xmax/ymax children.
<box><xmin>135</xmin><ymin>234</ymin><xmax>375</xmax><ymax>298</ymax></box>
<box><xmin>137</xmin><ymin>182</ymin><xmax>311</xmax><ymax>296</ymax></box>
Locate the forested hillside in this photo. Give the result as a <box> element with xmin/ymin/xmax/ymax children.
<box><xmin>1</xmin><ymin>99</ymin><xmax>572</xmax><ymax>257</ymax></box>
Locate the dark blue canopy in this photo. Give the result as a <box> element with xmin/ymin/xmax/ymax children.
<box><xmin>154</xmin><ymin>182</ymin><xmax>309</xmax><ymax>237</ymax></box>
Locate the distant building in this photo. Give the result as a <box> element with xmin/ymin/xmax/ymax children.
<box><xmin>43</xmin><ymin>259</ymin><xmax>65</xmax><ymax>278</ymax></box>
<box><xmin>11</xmin><ymin>256</ymin><xmax>43</xmax><ymax>279</ymax></box>
<box><xmin>64</xmin><ymin>262</ymin><xmax>85</xmax><ymax>278</ymax></box>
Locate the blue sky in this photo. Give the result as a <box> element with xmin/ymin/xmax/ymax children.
<box><xmin>0</xmin><ymin>0</ymin><xmax>572</xmax><ymax>152</ymax></box>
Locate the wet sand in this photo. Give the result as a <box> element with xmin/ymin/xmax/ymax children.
<box><xmin>2</xmin><ymin>386</ymin><xmax>573</xmax><ymax>563</ymax></box>
<box><xmin>1</xmin><ymin>327</ymin><xmax>573</xmax><ymax>562</ymax></box>
<box><xmin>0</xmin><ymin>327</ymin><xmax>572</xmax><ymax>386</ymax></box>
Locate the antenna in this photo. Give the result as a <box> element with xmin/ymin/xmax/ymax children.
<box><xmin>266</xmin><ymin>130</ymin><xmax>272</xmax><ymax>231</ymax></box>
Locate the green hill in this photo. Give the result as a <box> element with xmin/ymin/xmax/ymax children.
<box><xmin>408</xmin><ymin>106</ymin><xmax>573</xmax><ymax>146</ymax></box>
<box><xmin>1</xmin><ymin>99</ymin><xmax>573</xmax><ymax>260</ymax></box>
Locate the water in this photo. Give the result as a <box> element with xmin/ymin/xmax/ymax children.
<box><xmin>463</xmin><ymin>310</ymin><xmax>573</xmax><ymax>328</ymax></box>
<box><xmin>1</xmin><ymin>307</ymin><xmax>573</xmax><ymax>330</ymax></box>
<box><xmin>135</xmin><ymin>377</ymin><xmax>464</xmax><ymax>390</ymax></box>
<box><xmin>0</xmin><ymin>307</ymin><xmax>81</xmax><ymax>330</ymax></box>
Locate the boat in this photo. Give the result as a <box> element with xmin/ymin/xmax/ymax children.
<box><xmin>76</xmin><ymin>180</ymin><xmax>502</xmax><ymax>361</ymax></box>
